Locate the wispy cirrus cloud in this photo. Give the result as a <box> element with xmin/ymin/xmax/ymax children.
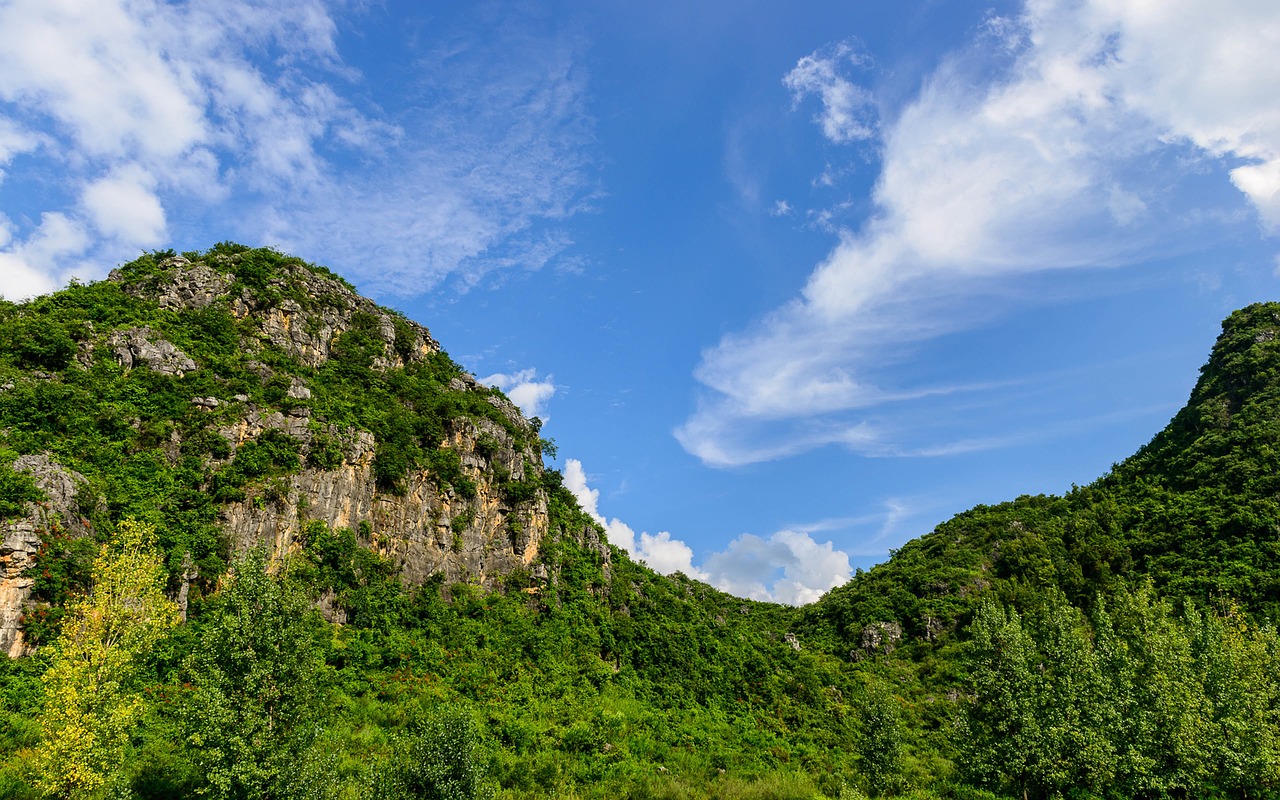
<box><xmin>678</xmin><ymin>0</ymin><xmax>1280</xmax><ymax>467</ymax></box>
<box><xmin>783</xmin><ymin>40</ymin><xmax>877</xmax><ymax>144</ymax></box>
<box><xmin>0</xmin><ymin>0</ymin><xmax>596</xmax><ymax>300</ymax></box>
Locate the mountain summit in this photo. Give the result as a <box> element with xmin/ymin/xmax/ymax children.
<box><xmin>0</xmin><ymin>244</ymin><xmax>605</xmax><ymax>656</ymax></box>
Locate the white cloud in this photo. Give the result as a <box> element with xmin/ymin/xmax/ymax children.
<box><xmin>20</xmin><ymin>212</ymin><xmax>90</xmax><ymax>266</ymax></box>
<box><xmin>1083</xmin><ymin>0</ymin><xmax>1280</xmax><ymax>230</ymax></box>
<box><xmin>0</xmin><ymin>0</ymin><xmax>595</xmax><ymax>298</ymax></box>
<box><xmin>0</xmin><ymin>253</ymin><xmax>57</xmax><ymax>300</ymax></box>
<box><xmin>679</xmin><ymin>0</ymin><xmax>1280</xmax><ymax>467</ymax></box>
<box><xmin>702</xmin><ymin>529</ymin><xmax>852</xmax><ymax>606</ymax></box>
<box><xmin>0</xmin><ymin>0</ymin><xmax>208</xmax><ymax>163</ymax></box>
<box><xmin>563</xmin><ymin>458</ymin><xmax>647</xmax><ymax>555</ymax></box>
<box><xmin>0</xmin><ymin>119</ymin><xmax>38</xmax><ymax>178</ymax></box>
<box><xmin>783</xmin><ymin>40</ymin><xmax>877</xmax><ymax>144</ymax></box>
<box><xmin>562</xmin><ymin>458</ymin><xmax>850</xmax><ymax>603</ymax></box>
<box><xmin>770</xmin><ymin>199</ymin><xmax>793</xmax><ymax>217</ymax></box>
<box><xmin>636</xmin><ymin>531</ymin><xmax>705</xmax><ymax>578</ymax></box>
<box><xmin>81</xmin><ymin>166</ymin><xmax>166</xmax><ymax>246</ymax></box>
<box><xmin>277</xmin><ymin>21</ymin><xmax>597</xmax><ymax>295</ymax></box>
<box><xmin>0</xmin><ymin>212</ymin><xmax>91</xmax><ymax>300</ymax></box>
<box><xmin>563</xmin><ymin>459</ymin><xmax>602</xmax><ymax>521</ymax></box>
<box><xmin>479</xmin><ymin>368</ymin><xmax>556</xmax><ymax>422</ymax></box>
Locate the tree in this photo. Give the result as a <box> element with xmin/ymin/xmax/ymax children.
<box><xmin>963</xmin><ymin>598</ymin><xmax>1041</xmax><ymax>798</ymax></box>
<box><xmin>858</xmin><ymin>679</ymin><xmax>903</xmax><ymax>796</ymax></box>
<box><xmin>369</xmin><ymin>711</ymin><xmax>493</xmax><ymax>800</ymax></box>
<box><xmin>33</xmin><ymin>518</ymin><xmax>179</xmax><ymax>798</ymax></box>
<box><xmin>182</xmin><ymin>548</ymin><xmax>326</xmax><ymax>800</ymax></box>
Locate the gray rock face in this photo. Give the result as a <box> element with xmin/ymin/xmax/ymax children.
<box><xmin>217</xmin><ymin>417</ymin><xmax>548</xmax><ymax>590</ymax></box>
<box><xmin>154</xmin><ymin>259</ymin><xmax>233</xmax><ymax>309</ymax></box>
<box><xmin>222</xmin><ymin>264</ymin><xmax>440</xmax><ymax>370</ymax></box>
<box><xmin>0</xmin><ymin>455</ymin><xmax>91</xmax><ymax>657</ymax></box>
<box><xmin>860</xmin><ymin>621</ymin><xmax>904</xmax><ymax>655</ymax></box>
<box><xmin>218</xmin><ymin>403</ymin><xmax>319</xmax><ymax>451</ymax></box>
<box><xmin>74</xmin><ymin>254</ymin><xmax>588</xmax><ymax>625</ymax></box>
<box><xmin>112</xmin><ymin>259</ymin><xmax>440</xmax><ymax>373</ymax></box>
<box><xmin>109</xmin><ymin>327</ymin><xmax>197</xmax><ymax>376</ymax></box>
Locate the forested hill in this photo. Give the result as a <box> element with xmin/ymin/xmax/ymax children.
<box><xmin>803</xmin><ymin>302</ymin><xmax>1280</xmax><ymax>652</ymax></box>
<box><xmin>0</xmin><ymin>247</ymin><xmax>1278</xmax><ymax>799</ymax></box>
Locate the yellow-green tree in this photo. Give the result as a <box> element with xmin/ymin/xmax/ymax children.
<box><xmin>33</xmin><ymin>517</ymin><xmax>179</xmax><ymax>799</ymax></box>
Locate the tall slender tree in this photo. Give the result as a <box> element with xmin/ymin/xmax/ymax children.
<box><xmin>34</xmin><ymin>518</ymin><xmax>179</xmax><ymax>798</ymax></box>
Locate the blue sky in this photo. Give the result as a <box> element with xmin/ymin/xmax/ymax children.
<box><xmin>2</xmin><ymin>0</ymin><xmax>1279</xmax><ymax>603</ymax></box>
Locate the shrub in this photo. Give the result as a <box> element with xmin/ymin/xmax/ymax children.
<box><xmin>369</xmin><ymin>712</ymin><xmax>493</xmax><ymax>800</ymax></box>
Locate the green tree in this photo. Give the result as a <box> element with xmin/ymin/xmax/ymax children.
<box><xmin>1102</xmin><ymin>586</ymin><xmax>1212</xmax><ymax>796</ymax></box>
<box><xmin>33</xmin><ymin>518</ymin><xmax>179</xmax><ymax>799</ymax></box>
<box><xmin>858</xmin><ymin>680</ymin><xmax>903</xmax><ymax>796</ymax></box>
<box><xmin>963</xmin><ymin>598</ymin><xmax>1041</xmax><ymax>797</ymax></box>
<box><xmin>369</xmin><ymin>711</ymin><xmax>493</xmax><ymax>800</ymax></box>
<box><xmin>1190</xmin><ymin>602</ymin><xmax>1280</xmax><ymax>794</ymax></box>
<box><xmin>182</xmin><ymin>548</ymin><xmax>326</xmax><ymax>800</ymax></box>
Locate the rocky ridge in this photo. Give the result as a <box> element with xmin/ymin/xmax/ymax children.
<box><xmin>0</xmin><ymin>248</ymin><xmax>603</xmax><ymax>653</ymax></box>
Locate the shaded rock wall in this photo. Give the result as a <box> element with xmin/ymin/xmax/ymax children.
<box><xmin>0</xmin><ymin>455</ymin><xmax>90</xmax><ymax>657</ymax></box>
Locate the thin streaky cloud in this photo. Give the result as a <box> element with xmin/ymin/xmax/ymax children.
<box><xmin>0</xmin><ymin>0</ymin><xmax>597</xmax><ymax>301</ymax></box>
<box><xmin>679</xmin><ymin>0</ymin><xmax>1280</xmax><ymax>468</ymax></box>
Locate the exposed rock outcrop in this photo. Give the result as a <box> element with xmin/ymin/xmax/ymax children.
<box><xmin>217</xmin><ymin>416</ymin><xmax>548</xmax><ymax>588</ymax></box>
<box><xmin>1</xmin><ymin>250</ymin><xmax>588</xmax><ymax>654</ymax></box>
<box><xmin>0</xmin><ymin>455</ymin><xmax>91</xmax><ymax>657</ymax></box>
<box><xmin>113</xmin><ymin>257</ymin><xmax>439</xmax><ymax>371</ymax></box>
<box><xmin>152</xmin><ymin>258</ymin><xmax>233</xmax><ymax>309</ymax></box>
<box><xmin>109</xmin><ymin>327</ymin><xmax>197</xmax><ymax>376</ymax></box>
<box><xmin>859</xmin><ymin>621</ymin><xmax>903</xmax><ymax>656</ymax></box>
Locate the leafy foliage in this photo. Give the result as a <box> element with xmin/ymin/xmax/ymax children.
<box><xmin>0</xmin><ymin>457</ymin><xmax>43</xmax><ymax>519</ymax></box>
<box><xmin>370</xmin><ymin>712</ymin><xmax>494</xmax><ymax>800</ymax></box>
<box><xmin>181</xmin><ymin>548</ymin><xmax>327</xmax><ymax>799</ymax></box>
<box><xmin>32</xmin><ymin>518</ymin><xmax>179</xmax><ymax>798</ymax></box>
<box><xmin>6</xmin><ymin>255</ymin><xmax>1280</xmax><ymax>798</ymax></box>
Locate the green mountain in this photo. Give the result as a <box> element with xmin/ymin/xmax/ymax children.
<box><xmin>0</xmin><ymin>245</ymin><xmax>1277</xmax><ymax>800</ymax></box>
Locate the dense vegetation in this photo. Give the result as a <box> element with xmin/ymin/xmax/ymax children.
<box><xmin>1</xmin><ymin>249</ymin><xmax>1278</xmax><ymax>799</ymax></box>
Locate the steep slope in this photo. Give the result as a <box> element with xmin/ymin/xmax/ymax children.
<box><xmin>0</xmin><ymin>244</ymin><xmax>591</xmax><ymax>655</ymax></box>
<box><xmin>801</xmin><ymin>301</ymin><xmax>1280</xmax><ymax>654</ymax></box>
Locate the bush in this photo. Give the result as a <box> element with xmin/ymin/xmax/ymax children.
<box><xmin>0</xmin><ymin>462</ymin><xmax>43</xmax><ymax>518</ymax></box>
<box><xmin>370</xmin><ymin>712</ymin><xmax>493</xmax><ymax>800</ymax></box>
<box><xmin>11</xmin><ymin>317</ymin><xmax>76</xmax><ymax>371</ymax></box>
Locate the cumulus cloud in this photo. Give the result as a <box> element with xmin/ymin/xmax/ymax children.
<box><xmin>82</xmin><ymin>166</ymin><xmax>167</xmax><ymax>245</ymax></box>
<box><xmin>0</xmin><ymin>212</ymin><xmax>96</xmax><ymax>300</ymax></box>
<box><xmin>679</xmin><ymin>0</ymin><xmax>1280</xmax><ymax>467</ymax></box>
<box><xmin>0</xmin><ymin>0</ymin><xmax>595</xmax><ymax>298</ymax></box>
<box><xmin>562</xmin><ymin>458</ymin><xmax>685</xmax><ymax>571</ymax></box>
<box><xmin>783</xmin><ymin>40</ymin><xmax>877</xmax><ymax>144</ymax></box>
<box><xmin>0</xmin><ymin>119</ymin><xmax>38</xmax><ymax>178</ymax></box>
<box><xmin>479</xmin><ymin>368</ymin><xmax>557</xmax><ymax>422</ymax></box>
<box><xmin>701</xmin><ymin>530</ymin><xmax>852</xmax><ymax>606</ymax></box>
<box><xmin>0</xmin><ymin>253</ymin><xmax>57</xmax><ymax>300</ymax></box>
<box><xmin>562</xmin><ymin>458</ymin><xmax>851</xmax><ymax>603</ymax></box>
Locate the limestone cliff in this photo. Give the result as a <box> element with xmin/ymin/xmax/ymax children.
<box><xmin>0</xmin><ymin>455</ymin><xmax>91</xmax><ymax>657</ymax></box>
<box><xmin>128</xmin><ymin>252</ymin><xmax>549</xmax><ymax>578</ymax></box>
<box><xmin>0</xmin><ymin>246</ymin><xmax>594</xmax><ymax>654</ymax></box>
<box><xmin>215</xmin><ymin>407</ymin><xmax>548</xmax><ymax>588</ymax></box>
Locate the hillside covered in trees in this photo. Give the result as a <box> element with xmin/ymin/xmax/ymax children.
<box><xmin>0</xmin><ymin>246</ymin><xmax>1278</xmax><ymax>799</ymax></box>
